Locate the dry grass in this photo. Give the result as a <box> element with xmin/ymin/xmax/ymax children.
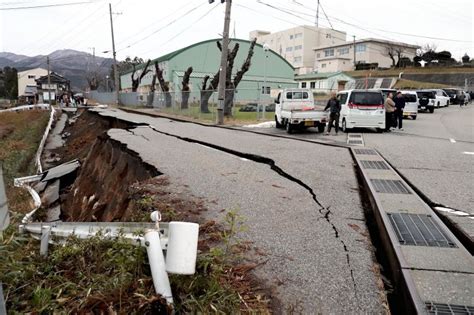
<box><xmin>393</xmin><ymin>79</ymin><xmax>450</xmax><ymax>89</ymax></box>
<box><xmin>345</xmin><ymin>66</ymin><xmax>474</xmax><ymax>78</ymax></box>
<box><xmin>0</xmin><ymin>110</ymin><xmax>50</xmax><ymax>213</ymax></box>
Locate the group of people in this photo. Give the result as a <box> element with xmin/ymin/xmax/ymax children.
<box><xmin>384</xmin><ymin>92</ymin><xmax>405</xmax><ymax>132</ymax></box>
<box><xmin>323</xmin><ymin>92</ymin><xmax>406</xmax><ymax>135</ymax></box>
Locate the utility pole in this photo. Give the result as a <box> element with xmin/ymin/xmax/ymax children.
<box><xmin>109</xmin><ymin>3</ymin><xmax>119</xmax><ymax>105</ymax></box>
<box><xmin>47</xmin><ymin>56</ymin><xmax>52</xmax><ymax>105</ymax></box>
<box><xmin>353</xmin><ymin>35</ymin><xmax>356</xmax><ymax>69</ymax></box>
<box><xmin>315</xmin><ymin>0</ymin><xmax>320</xmax><ymax>27</ymax></box>
<box><xmin>216</xmin><ymin>0</ymin><xmax>232</xmax><ymax>125</ymax></box>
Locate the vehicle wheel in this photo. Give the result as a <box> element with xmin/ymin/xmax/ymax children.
<box><xmin>286</xmin><ymin>122</ymin><xmax>293</xmax><ymax>134</ymax></box>
<box><xmin>429</xmin><ymin>107</ymin><xmax>434</xmax><ymax>113</ymax></box>
<box><xmin>318</xmin><ymin>123</ymin><xmax>326</xmax><ymax>133</ymax></box>
<box><xmin>275</xmin><ymin>115</ymin><xmax>282</xmax><ymax>128</ymax></box>
<box><xmin>412</xmin><ymin>115</ymin><xmax>417</xmax><ymax>120</ymax></box>
<box><xmin>437</xmin><ymin>101</ymin><xmax>440</xmax><ymax>107</ymax></box>
<box><xmin>342</xmin><ymin>119</ymin><xmax>348</xmax><ymax>133</ymax></box>
<box><xmin>446</xmin><ymin>101</ymin><xmax>449</xmax><ymax>107</ymax></box>
<box><xmin>376</xmin><ymin>128</ymin><xmax>383</xmax><ymax>133</ymax></box>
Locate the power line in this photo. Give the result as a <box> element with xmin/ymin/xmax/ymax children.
<box><xmin>116</xmin><ymin>2</ymin><xmax>205</xmax><ymax>53</ymax></box>
<box><xmin>0</xmin><ymin>0</ymin><xmax>101</xmax><ymax>10</ymax></box>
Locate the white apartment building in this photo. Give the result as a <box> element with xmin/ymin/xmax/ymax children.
<box><xmin>17</xmin><ymin>68</ymin><xmax>48</xmax><ymax>97</ymax></box>
<box><xmin>250</xmin><ymin>26</ymin><xmax>347</xmax><ymax>75</ymax></box>
<box><xmin>314</xmin><ymin>38</ymin><xmax>419</xmax><ymax>73</ymax></box>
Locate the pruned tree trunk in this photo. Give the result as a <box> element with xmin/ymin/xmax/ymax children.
<box><xmin>155</xmin><ymin>61</ymin><xmax>172</xmax><ymax>107</ymax></box>
<box><xmin>181</xmin><ymin>66</ymin><xmax>193</xmax><ymax>109</ymax></box>
<box><xmin>147</xmin><ymin>74</ymin><xmax>157</xmax><ymax>107</ymax></box>
<box><xmin>131</xmin><ymin>60</ymin><xmax>151</xmax><ymax>92</ymax></box>
<box><xmin>200</xmin><ymin>70</ymin><xmax>219</xmax><ymax>113</ymax></box>
<box><xmin>224</xmin><ymin>39</ymin><xmax>257</xmax><ymax>116</ymax></box>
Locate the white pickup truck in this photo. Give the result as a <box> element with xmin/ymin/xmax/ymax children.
<box><xmin>274</xmin><ymin>88</ymin><xmax>328</xmax><ymax>134</ymax></box>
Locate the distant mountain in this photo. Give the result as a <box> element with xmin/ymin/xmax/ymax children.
<box><xmin>0</xmin><ymin>50</ymin><xmax>114</xmax><ymax>91</ymax></box>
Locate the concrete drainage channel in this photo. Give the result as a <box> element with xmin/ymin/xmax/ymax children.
<box><xmin>351</xmin><ymin>147</ymin><xmax>473</xmax><ymax>314</ymax></box>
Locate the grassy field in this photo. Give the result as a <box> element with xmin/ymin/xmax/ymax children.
<box><xmin>0</xmin><ymin>110</ymin><xmax>50</xmax><ymax>213</ymax></box>
<box><xmin>345</xmin><ymin>66</ymin><xmax>474</xmax><ymax>78</ymax></box>
<box><xmin>131</xmin><ymin>104</ymin><xmax>275</xmax><ymax>124</ymax></box>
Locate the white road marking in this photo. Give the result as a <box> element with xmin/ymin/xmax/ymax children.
<box><xmin>462</xmin><ymin>152</ymin><xmax>474</xmax><ymax>155</ymax></box>
<box><xmin>449</xmin><ymin>138</ymin><xmax>456</xmax><ymax>143</ymax></box>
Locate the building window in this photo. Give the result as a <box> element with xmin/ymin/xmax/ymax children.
<box><xmin>356</xmin><ymin>43</ymin><xmax>366</xmax><ymax>53</ymax></box>
<box><xmin>301</xmin><ymin>82</ymin><xmax>307</xmax><ymax>88</ymax></box>
<box><xmin>295</xmin><ymin>33</ymin><xmax>303</xmax><ymax>39</ymax></box>
<box><xmin>294</xmin><ymin>45</ymin><xmax>302</xmax><ymax>50</ymax></box>
<box><xmin>290</xmin><ymin>35</ymin><xmax>294</xmax><ymax>39</ymax></box>
<box><xmin>338</xmin><ymin>47</ymin><xmax>349</xmax><ymax>55</ymax></box>
<box><xmin>324</xmin><ymin>49</ymin><xmax>334</xmax><ymax>57</ymax></box>
<box><xmin>28</xmin><ymin>75</ymin><xmax>35</xmax><ymax>79</ymax></box>
<box><xmin>310</xmin><ymin>82</ymin><xmax>316</xmax><ymax>89</ymax></box>
<box><xmin>316</xmin><ymin>53</ymin><xmax>320</xmax><ymax>58</ymax></box>
<box><xmin>261</xmin><ymin>86</ymin><xmax>270</xmax><ymax>95</ymax></box>
<box><xmin>286</xmin><ymin>47</ymin><xmax>293</xmax><ymax>52</ymax></box>
<box><xmin>321</xmin><ymin>63</ymin><xmax>327</xmax><ymax>68</ymax></box>
<box><xmin>294</xmin><ymin>56</ymin><xmax>302</xmax><ymax>63</ymax></box>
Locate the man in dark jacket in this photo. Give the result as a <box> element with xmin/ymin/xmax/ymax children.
<box><xmin>394</xmin><ymin>91</ymin><xmax>405</xmax><ymax>130</ymax></box>
<box><xmin>324</xmin><ymin>93</ymin><xmax>341</xmax><ymax>135</ymax></box>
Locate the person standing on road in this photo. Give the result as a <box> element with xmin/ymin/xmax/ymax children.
<box><xmin>384</xmin><ymin>92</ymin><xmax>396</xmax><ymax>132</ymax></box>
<box><xmin>458</xmin><ymin>91</ymin><xmax>465</xmax><ymax>107</ymax></box>
<box><xmin>394</xmin><ymin>91</ymin><xmax>405</xmax><ymax>130</ymax></box>
<box><xmin>324</xmin><ymin>92</ymin><xmax>341</xmax><ymax>135</ymax></box>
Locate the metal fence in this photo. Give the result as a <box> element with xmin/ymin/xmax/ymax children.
<box><xmin>87</xmin><ymin>88</ymin><xmax>278</xmax><ymax>121</ymax></box>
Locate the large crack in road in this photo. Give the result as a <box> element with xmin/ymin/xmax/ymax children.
<box><xmin>146</xmin><ymin>124</ymin><xmax>359</xmax><ymax>298</ymax></box>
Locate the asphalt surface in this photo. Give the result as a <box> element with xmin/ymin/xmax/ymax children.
<box><xmin>363</xmin><ymin>104</ymin><xmax>474</xmax><ymax>213</ymax></box>
<box><xmin>93</xmin><ymin>108</ymin><xmax>386</xmax><ymax>313</ymax></box>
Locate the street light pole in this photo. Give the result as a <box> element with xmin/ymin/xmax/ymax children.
<box><xmin>216</xmin><ymin>0</ymin><xmax>232</xmax><ymax>125</ymax></box>
<box><xmin>106</xmin><ymin>75</ymin><xmax>109</xmax><ymax>92</ymax></box>
<box><xmin>109</xmin><ymin>3</ymin><xmax>119</xmax><ymax>105</ymax></box>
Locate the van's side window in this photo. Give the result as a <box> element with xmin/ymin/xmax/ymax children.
<box><xmin>286</xmin><ymin>92</ymin><xmax>293</xmax><ymax>99</ymax></box>
<box><xmin>337</xmin><ymin>93</ymin><xmax>348</xmax><ymax>104</ymax></box>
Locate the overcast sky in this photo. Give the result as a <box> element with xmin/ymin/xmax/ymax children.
<box><xmin>0</xmin><ymin>0</ymin><xmax>472</xmax><ymax>61</ymax></box>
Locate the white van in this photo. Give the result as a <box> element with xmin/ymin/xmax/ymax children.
<box><xmin>400</xmin><ymin>90</ymin><xmax>419</xmax><ymax>120</ymax></box>
<box><xmin>428</xmin><ymin>89</ymin><xmax>450</xmax><ymax>107</ymax></box>
<box><xmin>337</xmin><ymin>90</ymin><xmax>385</xmax><ymax>132</ymax></box>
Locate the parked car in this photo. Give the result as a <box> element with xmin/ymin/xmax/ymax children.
<box><xmin>400</xmin><ymin>90</ymin><xmax>419</xmax><ymax>120</ymax></box>
<box><xmin>239</xmin><ymin>103</ymin><xmax>258</xmax><ymax>112</ymax></box>
<box><xmin>265</xmin><ymin>103</ymin><xmax>276</xmax><ymax>112</ymax></box>
<box><xmin>337</xmin><ymin>89</ymin><xmax>385</xmax><ymax>132</ymax></box>
<box><xmin>274</xmin><ymin>88</ymin><xmax>328</xmax><ymax>133</ymax></box>
<box><xmin>428</xmin><ymin>89</ymin><xmax>450</xmax><ymax>107</ymax></box>
<box><xmin>416</xmin><ymin>90</ymin><xmax>436</xmax><ymax>113</ymax></box>
<box><xmin>443</xmin><ymin>88</ymin><xmax>464</xmax><ymax>105</ymax></box>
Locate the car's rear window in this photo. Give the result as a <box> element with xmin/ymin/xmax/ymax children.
<box><xmin>286</xmin><ymin>91</ymin><xmax>309</xmax><ymax>100</ymax></box>
<box><xmin>417</xmin><ymin>91</ymin><xmax>435</xmax><ymax>99</ymax></box>
<box><xmin>349</xmin><ymin>92</ymin><xmax>383</xmax><ymax>105</ymax></box>
<box><xmin>403</xmin><ymin>94</ymin><xmax>417</xmax><ymax>102</ymax></box>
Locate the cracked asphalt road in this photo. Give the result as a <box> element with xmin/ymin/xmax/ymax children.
<box><xmin>94</xmin><ymin>108</ymin><xmax>385</xmax><ymax>313</ymax></box>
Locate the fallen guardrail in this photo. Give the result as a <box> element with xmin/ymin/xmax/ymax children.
<box><xmin>0</xmin><ymin>104</ymin><xmax>50</xmax><ymax>113</ymax></box>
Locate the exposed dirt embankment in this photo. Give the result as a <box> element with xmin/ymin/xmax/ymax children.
<box><xmin>62</xmin><ymin>131</ymin><xmax>160</xmax><ymax>222</ymax></box>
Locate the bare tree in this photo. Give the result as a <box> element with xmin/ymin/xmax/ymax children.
<box><xmin>224</xmin><ymin>39</ymin><xmax>257</xmax><ymax>116</ymax></box>
<box><xmin>181</xmin><ymin>66</ymin><xmax>193</xmax><ymax>109</ymax></box>
<box><xmin>200</xmin><ymin>74</ymin><xmax>217</xmax><ymax>113</ymax></box>
<box><xmin>155</xmin><ymin>61</ymin><xmax>172</xmax><ymax>107</ymax></box>
<box><xmin>86</xmin><ymin>71</ymin><xmax>102</xmax><ymax>91</ymax></box>
<box><xmin>131</xmin><ymin>59</ymin><xmax>151</xmax><ymax>92</ymax></box>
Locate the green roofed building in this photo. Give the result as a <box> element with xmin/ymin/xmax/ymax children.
<box><xmin>120</xmin><ymin>38</ymin><xmax>297</xmax><ymax>103</ymax></box>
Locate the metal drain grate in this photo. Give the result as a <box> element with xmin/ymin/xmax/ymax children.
<box><xmin>348</xmin><ymin>134</ymin><xmax>362</xmax><ymax>138</ymax></box>
<box><xmin>348</xmin><ymin>140</ymin><xmax>363</xmax><ymax>144</ymax></box>
<box><xmin>388</xmin><ymin>213</ymin><xmax>457</xmax><ymax>248</ymax></box>
<box><xmin>360</xmin><ymin>160</ymin><xmax>389</xmax><ymax>170</ymax></box>
<box><xmin>354</xmin><ymin>148</ymin><xmax>377</xmax><ymax>155</ymax></box>
<box><xmin>426</xmin><ymin>302</ymin><xmax>474</xmax><ymax>314</ymax></box>
<box><xmin>371</xmin><ymin>179</ymin><xmax>411</xmax><ymax>194</ymax></box>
